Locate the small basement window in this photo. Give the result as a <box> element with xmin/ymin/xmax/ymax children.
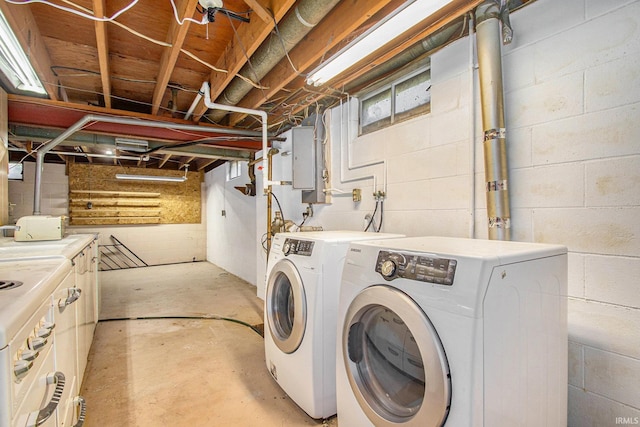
<box><xmin>8</xmin><ymin>162</ymin><xmax>23</xmax><ymax>180</ymax></box>
<box><xmin>360</xmin><ymin>66</ymin><xmax>431</xmax><ymax>135</ymax></box>
<box><xmin>226</xmin><ymin>160</ymin><xmax>242</xmax><ymax>181</ymax></box>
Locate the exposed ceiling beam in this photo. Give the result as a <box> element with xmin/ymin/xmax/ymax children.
<box><xmin>242</xmin><ymin>0</ymin><xmax>272</xmax><ymax>23</ymax></box>
<box><xmin>197</xmin><ymin>159</ymin><xmax>217</xmax><ymax>170</ymax></box>
<box><xmin>228</xmin><ymin>0</ymin><xmax>398</xmax><ymax>125</ymax></box>
<box><xmin>181</xmin><ymin>157</ymin><xmax>196</xmax><ymax>169</ymax></box>
<box><xmin>333</xmin><ymin>0</ymin><xmax>482</xmax><ymax>89</ymax></box>
<box><xmin>9</xmin><ymin>125</ymin><xmax>253</xmax><ymax>160</ymax></box>
<box><xmin>93</xmin><ymin>0</ymin><xmax>112</xmax><ymax>108</ymax></box>
<box><xmin>263</xmin><ymin>0</ymin><xmax>481</xmax><ymax>128</ymax></box>
<box><xmin>80</xmin><ymin>146</ymin><xmax>94</xmax><ymax>163</ymax></box>
<box><xmin>7</xmin><ymin>95</ymin><xmax>266</xmax><ymax>151</ymax></box>
<box><xmin>159</xmin><ymin>153</ymin><xmax>172</xmax><ymax>168</ymax></box>
<box><xmin>151</xmin><ymin>0</ymin><xmax>201</xmax><ymax>115</ymax></box>
<box><xmin>191</xmin><ymin>0</ymin><xmax>296</xmax><ymax>121</ymax></box>
<box><xmin>0</xmin><ymin>2</ymin><xmax>59</xmax><ymax>100</ymax></box>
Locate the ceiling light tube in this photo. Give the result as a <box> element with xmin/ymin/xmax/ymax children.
<box><xmin>0</xmin><ymin>9</ymin><xmax>47</xmax><ymax>94</ymax></box>
<box><xmin>306</xmin><ymin>0</ymin><xmax>452</xmax><ymax>87</ymax></box>
<box><xmin>115</xmin><ymin>174</ymin><xmax>186</xmax><ymax>182</ymax></box>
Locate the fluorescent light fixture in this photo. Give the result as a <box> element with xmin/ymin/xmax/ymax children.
<box><xmin>0</xmin><ymin>9</ymin><xmax>46</xmax><ymax>94</ymax></box>
<box><xmin>115</xmin><ymin>174</ymin><xmax>187</xmax><ymax>182</ymax></box>
<box><xmin>306</xmin><ymin>0</ymin><xmax>452</xmax><ymax>86</ymax></box>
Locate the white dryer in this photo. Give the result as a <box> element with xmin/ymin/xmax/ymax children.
<box><xmin>264</xmin><ymin>231</ymin><xmax>403</xmax><ymax>419</ymax></box>
<box><xmin>336</xmin><ymin>236</ymin><xmax>568</xmax><ymax>427</ymax></box>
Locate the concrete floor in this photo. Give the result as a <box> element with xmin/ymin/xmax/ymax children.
<box><xmin>80</xmin><ymin>262</ymin><xmax>339</xmax><ymax>427</ymax></box>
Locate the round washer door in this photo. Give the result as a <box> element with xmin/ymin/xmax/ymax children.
<box><xmin>342</xmin><ymin>285</ymin><xmax>450</xmax><ymax>427</ymax></box>
<box><xmin>266</xmin><ymin>259</ymin><xmax>307</xmax><ymax>354</ymax></box>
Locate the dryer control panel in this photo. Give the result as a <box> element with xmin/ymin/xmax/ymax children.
<box><xmin>283</xmin><ymin>238</ymin><xmax>314</xmax><ymax>256</ymax></box>
<box><xmin>375</xmin><ymin>250</ymin><xmax>457</xmax><ymax>285</ymax></box>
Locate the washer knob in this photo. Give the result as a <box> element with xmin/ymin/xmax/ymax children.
<box><xmin>380</xmin><ymin>259</ymin><xmax>397</xmax><ymax>279</ymax></box>
<box><xmin>283</xmin><ymin>242</ymin><xmax>291</xmax><ymax>255</ymax></box>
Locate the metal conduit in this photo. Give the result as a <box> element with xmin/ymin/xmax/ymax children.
<box><xmin>476</xmin><ymin>1</ymin><xmax>511</xmax><ymax>241</ymax></box>
<box><xmin>32</xmin><ymin>114</ymin><xmax>263</xmax><ymax>215</ymax></box>
<box><xmin>207</xmin><ymin>0</ymin><xmax>341</xmax><ymax>123</ymax></box>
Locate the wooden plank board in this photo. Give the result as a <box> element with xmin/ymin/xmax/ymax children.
<box><xmin>68</xmin><ymin>163</ymin><xmax>201</xmax><ymax>224</ymax></box>
<box><xmin>70</xmin><ymin>190</ymin><xmax>161</xmax><ymax>197</ymax></box>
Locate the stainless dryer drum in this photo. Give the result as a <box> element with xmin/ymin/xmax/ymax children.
<box><xmin>266</xmin><ymin>259</ymin><xmax>307</xmax><ymax>354</ymax></box>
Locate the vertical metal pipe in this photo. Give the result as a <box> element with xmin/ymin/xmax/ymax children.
<box><xmin>266</xmin><ymin>152</ymin><xmax>274</xmax><ymax>254</ymax></box>
<box><xmin>476</xmin><ymin>1</ymin><xmax>511</xmax><ymax>241</ymax></box>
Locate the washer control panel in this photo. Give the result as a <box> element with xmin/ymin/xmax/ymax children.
<box><xmin>375</xmin><ymin>250</ymin><xmax>457</xmax><ymax>285</ymax></box>
<box><xmin>283</xmin><ymin>238</ymin><xmax>314</xmax><ymax>256</ymax></box>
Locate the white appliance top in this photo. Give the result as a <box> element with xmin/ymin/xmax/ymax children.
<box><xmin>279</xmin><ymin>230</ymin><xmax>404</xmax><ymax>243</ymax></box>
<box><xmin>0</xmin><ymin>257</ymin><xmax>72</xmax><ymax>348</ymax></box>
<box><xmin>0</xmin><ymin>234</ymin><xmax>95</xmax><ymax>260</ymax></box>
<box><xmin>354</xmin><ymin>236</ymin><xmax>567</xmax><ymax>265</ymax></box>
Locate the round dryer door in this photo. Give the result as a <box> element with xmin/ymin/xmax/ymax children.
<box><xmin>342</xmin><ymin>285</ymin><xmax>451</xmax><ymax>427</ymax></box>
<box><xmin>266</xmin><ymin>259</ymin><xmax>307</xmax><ymax>354</ymax></box>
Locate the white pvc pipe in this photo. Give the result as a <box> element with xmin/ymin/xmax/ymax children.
<box><xmin>468</xmin><ymin>12</ymin><xmax>477</xmax><ymax>239</ymax></box>
<box><xmin>336</xmin><ymin>96</ymin><xmax>387</xmax><ymax>194</ymax></box>
<box><xmin>199</xmin><ymin>81</ymin><xmax>270</xmax><ymax>193</ymax></box>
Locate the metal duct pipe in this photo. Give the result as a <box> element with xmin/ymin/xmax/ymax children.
<box><xmin>32</xmin><ymin>114</ymin><xmax>263</xmax><ymax>215</ymax></box>
<box><xmin>207</xmin><ymin>0</ymin><xmax>341</xmax><ymax>123</ymax></box>
<box><xmin>346</xmin><ymin>19</ymin><xmax>465</xmax><ymax>93</ymax></box>
<box><xmin>476</xmin><ymin>1</ymin><xmax>511</xmax><ymax>240</ymax></box>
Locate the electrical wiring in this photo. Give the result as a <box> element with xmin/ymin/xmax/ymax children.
<box><xmin>43</xmin><ymin>81</ymin><xmax>177</xmax><ymax>114</ymax></box>
<box><xmin>376</xmin><ymin>200</ymin><xmax>384</xmax><ymax>232</ymax></box>
<box><xmin>98</xmin><ymin>315</ymin><xmax>264</xmax><ymax>337</ymax></box>
<box><xmin>364</xmin><ymin>200</ymin><xmax>379</xmax><ymax>232</ymax></box>
<box><xmin>50</xmin><ymin>66</ymin><xmax>200</xmax><ymax>93</ymax></box>
<box><xmin>224</xmin><ymin>10</ymin><xmax>267</xmax><ymax>99</ymax></box>
<box><xmin>269</xmin><ymin>12</ymin><xmax>303</xmax><ymax>76</ymax></box>
<box><xmin>5</xmin><ymin>0</ymin><xmax>139</xmax><ymax>22</ymax></box>
<box><xmin>270</xmin><ymin>192</ymin><xmax>285</xmax><ymax>224</ymax></box>
<box><xmin>7</xmin><ymin>0</ymin><xmax>266</xmax><ymax>91</ymax></box>
<box><xmin>169</xmin><ymin>0</ymin><xmax>206</xmax><ymax>26</ymax></box>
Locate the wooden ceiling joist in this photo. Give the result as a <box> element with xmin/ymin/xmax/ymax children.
<box><xmin>151</xmin><ymin>0</ymin><xmax>201</xmax><ymax>115</ymax></box>
<box><xmin>241</xmin><ymin>0</ymin><xmax>272</xmax><ymax>23</ymax></box>
<box><xmin>227</xmin><ymin>0</ymin><xmax>399</xmax><ymax>125</ymax></box>
<box><xmin>93</xmin><ymin>0</ymin><xmax>112</xmax><ymax>108</ymax></box>
<box><xmin>191</xmin><ymin>0</ymin><xmax>297</xmax><ymax>121</ymax></box>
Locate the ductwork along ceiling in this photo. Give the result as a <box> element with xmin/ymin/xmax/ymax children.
<box><xmin>0</xmin><ymin>0</ymin><xmax>533</xmax><ymax>173</ymax></box>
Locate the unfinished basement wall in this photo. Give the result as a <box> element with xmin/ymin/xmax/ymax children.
<box><xmin>204</xmin><ymin>162</ymin><xmax>257</xmax><ymax>285</ymax></box>
<box><xmin>8</xmin><ymin>162</ymin><xmax>206</xmax><ymax>265</ymax></box>
<box><xmin>324</xmin><ymin>0</ymin><xmax>638</xmax><ymax>423</ymax></box>
<box><xmin>208</xmin><ymin>0</ymin><xmax>639</xmax><ymax>422</ymax></box>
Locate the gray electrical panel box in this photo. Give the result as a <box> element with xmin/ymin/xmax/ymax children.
<box><xmin>292</xmin><ymin>126</ymin><xmax>315</xmax><ymax>190</ymax></box>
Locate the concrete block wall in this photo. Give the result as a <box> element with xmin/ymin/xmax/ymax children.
<box><xmin>8</xmin><ymin>162</ymin><xmax>69</xmax><ymax>221</ymax></box>
<box><xmin>501</xmin><ymin>0</ymin><xmax>640</xmax><ymax>424</ymax></box>
<box><xmin>204</xmin><ymin>0</ymin><xmax>640</xmax><ymax>423</ymax></box>
<box><xmin>204</xmin><ymin>161</ymin><xmax>257</xmax><ymax>285</ymax></box>
<box><xmin>8</xmin><ymin>162</ymin><xmax>206</xmax><ymax>265</ymax></box>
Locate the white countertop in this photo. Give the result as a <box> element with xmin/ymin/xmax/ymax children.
<box><xmin>0</xmin><ymin>234</ymin><xmax>97</xmax><ymax>260</ymax></box>
<box><xmin>0</xmin><ymin>257</ymin><xmax>72</xmax><ymax>348</ymax></box>
<box><xmin>0</xmin><ymin>233</ymin><xmax>98</xmax><ymax>348</ymax></box>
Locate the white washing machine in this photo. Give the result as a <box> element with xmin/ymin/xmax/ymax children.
<box><xmin>336</xmin><ymin>236</ymin><xmax>568</xmax><ymax>427</ymax></box>
<box><xmin>264</xmin><ymin>231</ymin><xmax>403</xmax><ymax>419</ymax></box>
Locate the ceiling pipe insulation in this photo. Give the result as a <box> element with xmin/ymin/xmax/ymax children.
<box><xmin>205</xmin><ymin>0</ymin><xmax>341</xmax><ymax>123</ymax></box>
<box><xmin>475</xmin><ymin>0</ymin><xmax>512</xmax><ymax>240</ymax></box>
<box><xmin>345</xmin><ymin>19</ymin><xmax>466</xmax><ymax>94</ymax></box>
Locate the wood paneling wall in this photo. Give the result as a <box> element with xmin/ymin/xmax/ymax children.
<box><xmin>68</xmin><ymin>163</ymin><xmax>202</xmax><ymax>225</ymax></box>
